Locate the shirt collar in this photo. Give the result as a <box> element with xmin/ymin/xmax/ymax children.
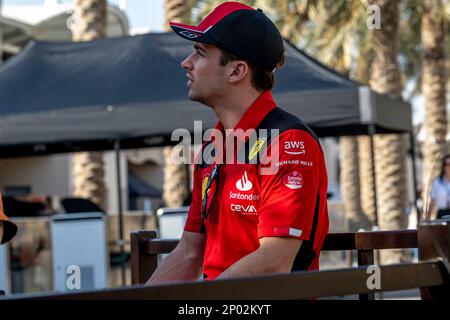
<box><xmin>212</xmin><ymin>91</ymin><xmax>276</xmax><ymax>140</ymax></box>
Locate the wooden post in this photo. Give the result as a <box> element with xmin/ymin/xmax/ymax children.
<box><xmin>357</xmin><ymin>249</ymin><xmax>375</xmax><ymax>300</ymax></box>
<box><xmin>130</xmin><ymin>230</ymin><xmax>158</xmax><ymax>285</ymax></box>
<box><xmin>418</xmin><ymin>220</ymin><xmax>450</xmax><ymax>299</ymax></box>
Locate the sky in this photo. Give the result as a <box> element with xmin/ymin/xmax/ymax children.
<box><xmin>2</xmin><ymin>0</ymin><xmax>165</xmax><ymax>31</ymax></box>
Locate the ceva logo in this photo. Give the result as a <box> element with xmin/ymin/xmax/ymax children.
<box><xmin>236</xmin><ymin>171</ymin><xmax>252</xmax><ymax>191</ymax></box>
<box><xmin>231</xmin><ymin>204</ymin><xmax>257</xmax><ymax>215</ymax></box>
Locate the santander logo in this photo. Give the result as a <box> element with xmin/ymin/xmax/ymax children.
<box><xmin>284</xmin><ymin>141</ymin><xmax>305</xmax><ymax>155</ymax></box>
<box><xmin>236</xmin><ymin>171</ymin><xmax>252</xmax><ymax>191</ymax></box>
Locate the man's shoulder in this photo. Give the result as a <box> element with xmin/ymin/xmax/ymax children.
<box><xmin>259</xmin><ymin>107</ymin><xmax>319</xmax><ymax>141</ymax></box>
<box><xmin>258</xmin><ymin>107</ymin><xmax>319</xmax><ymax>144</ymax></box>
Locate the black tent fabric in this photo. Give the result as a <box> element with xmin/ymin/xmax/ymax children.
<box><xmin>0</xmin><ymin>32</ymin><xmax>412</xmax><ymax>158</ymax></box>
<box><xmin>128</xmin><ymin>172</ymin><xmax>162</xmax><ymax>198</ymax></box>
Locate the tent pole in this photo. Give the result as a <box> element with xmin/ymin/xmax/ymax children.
<box><xmin>114</xmin><ymin>140</ymin><xmax>126</xmax><ymax>286</ymax></box>
<box><xmin>409</xmin><ymin>131</ymin><xmax>420</xmax><ymax>225</ymax></box>
<box><xmin>368</xmin><ymin>124</ymin><xmax>379</xmax><ymax>227</ymax></box>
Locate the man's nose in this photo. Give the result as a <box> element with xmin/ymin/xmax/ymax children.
<box><xmin>181</xmin><ymin>53</ymin><xmax>193</xmax><ymax>70</ymax></box>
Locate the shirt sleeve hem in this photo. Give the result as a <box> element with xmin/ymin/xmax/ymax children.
<box><xmin>258</xmin><ymin>226</ymin><xmax>311</xmax><ymax>240</ymax></box>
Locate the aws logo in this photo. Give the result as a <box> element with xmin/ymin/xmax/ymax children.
<box><xmin>284</xmin><ymin>141</ymin><xmax>305</xmax><ymax>155</ymax></box>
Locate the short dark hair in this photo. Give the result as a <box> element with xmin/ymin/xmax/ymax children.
<box><xmin>219</xmin><ymin>49</ymin><xmax>284</xmax><ymax>92</ymax></box>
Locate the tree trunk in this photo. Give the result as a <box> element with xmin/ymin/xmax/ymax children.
<box><xmin>356</xmin><ymin>136</ymin><xmax>377</xmax><ymax>226</ymax></box>
<box><xmin>164</xmin><ymin>0</ymin><xmax>191</xmax><ymax>31</ymax></box>
<box><xmin>355</xmin><ymin>45</ymin><xmax>377</xmax><ymax>229</ymax></box>
<box><xmin>71</xmin><ymin>0</ymin><xmax>107</xmax><ymax>210</ymax></box>
<box><xmin>162</xmin><ymin>146</ymin><xmax>190</xmax><ymax>207</ymax></box>
<box><xmin>73</xmin><ymin>152</ymin><xmax>106</xmax><ymax>210</ymax></box>
<box><xmin>340</xmin><ymin>136</ymin><xmax>372</xmax><ymax>231</ymax></box>
<box><xmin>71</xmin><ymin>0</ymin><xmax>107</xmax><ymax>41</ymax></box>
<box><xmin>421</xmin><ymin>4</ymin><xmax>448</xmax><ymax>219</ymax></box>
<box><xmin>369</xmin><ymin>0</ymin><xmax>409</xmax><ymax>264</ymax></box>
<box><xmin>162</xmin><ymin>0</ymin><xmax>191</xmax><ymax>208</ymax></box>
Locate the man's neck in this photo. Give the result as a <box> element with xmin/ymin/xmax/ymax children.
<box><xmin>212</xmin><ymin>88</ymin><xmax>262</xmax><ymax>130</ymax></box>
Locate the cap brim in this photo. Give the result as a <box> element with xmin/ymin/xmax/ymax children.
<box><xmin>1</xmin><ymin>220</ymin><xmax>17</xmax><ymax>244</ymax></box>
<box><xmin>169</xmin><ymin>22</ymin><xmax>215</xmax><ymax>45</ymax></box>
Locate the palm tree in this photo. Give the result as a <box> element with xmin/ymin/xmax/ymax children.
<box><xmin>369</xmin><ymin>0</ymin><xmax>410</xmax><ymax>264</ymax></box>
<box><xmin>164</xmin><ymin>0</ymin><xmax>194</xmax><ymax>27</ymax></box>
<box><xmin>297</xmin><ymin>0</ymin><xmax>377</xmax><ymax>231</ymax></box>
<box><xmin>341</xmin><ymin>136</ymin><xmax>373</xmax><ymax>231</ymax></box>
<box><xmin>192</xmin><ymin>0</ymin><xmax>375</xmax><ymax>231</ymax></box>
<box><xmin>71</xmin><ymin>0</ymin><xmax>107</xmax><ymax>210</ymax></box>
<box><xmin>420</xmin><ymin>0</ymin><xmax>448</xmax><ymax>218</ymax></box>
<box><xmin>163</xmin><ymin>0</ymin><xmax>194</xmax><ymax>207</ymax></box>
<box><xmin>297</xmin><ymin>0</ymin><xmax>421</xmax><ymax>255</ymax></box>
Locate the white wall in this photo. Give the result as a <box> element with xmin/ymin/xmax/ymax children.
<box><xmin>0</xmin><ymin>152</ymin><xmax>129</xmax><ymax>215</ymax></box>
<box><xmin>0</xmin><ymin>154</ymin><xmax>71</xmax><ymax>197</ymax></box>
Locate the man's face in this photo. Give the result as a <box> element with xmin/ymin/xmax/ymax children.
<box><xmin>181</xmin><ymin>42</ymin><xmax>228</xmax><ymax>106</ymax></box>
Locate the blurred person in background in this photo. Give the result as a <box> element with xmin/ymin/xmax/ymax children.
<box><xmin>429</xmin><ymin>155</ymin><xmax>450</xmax><ymax>220</ymax></box>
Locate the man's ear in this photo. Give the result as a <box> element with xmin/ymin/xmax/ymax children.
<box><xmin>228</xmin><ymin>61</ymin><xmax>249</xmax><ymax>84</ymax></box>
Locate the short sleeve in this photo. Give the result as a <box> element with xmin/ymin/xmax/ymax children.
<box><xmin>184</xmin><ymin>153</ymin><xmax>204</xmax><ymax>233</ymax></box>
<box><xmin>430</xmin><ymin>179</ymin><xmax>439</xmax><ymax>201</ymax></box>
<box><xmin>257</xmin><ymin>129</ymin><xmax>322</xmax><ymax>240</ymax></box>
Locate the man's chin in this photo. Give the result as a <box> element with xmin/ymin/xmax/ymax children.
<box><xmin>188</xmin><ymin>91</ymin><xmax>201</xmax><ymax>102</ymax></box>
<box><xmin>187</xmin><ymin>91</ymin><xmax>211</xmax><ymax>107</ymax></box>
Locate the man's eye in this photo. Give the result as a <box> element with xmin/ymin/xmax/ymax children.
<box><xmin>195</xmin><ymin>49</ymin><xmax>204</xmax><ymax>57</ymax></box>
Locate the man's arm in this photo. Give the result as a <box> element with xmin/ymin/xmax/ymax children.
<box><xmin>216</xmin><ymin>237</ymin><xmax>302</xmax><ymax>279</ymax></box>
<box><xmin>145</xmin><ymin>231</ymin><xmax>205</xmax><ymax>286</ymax></box>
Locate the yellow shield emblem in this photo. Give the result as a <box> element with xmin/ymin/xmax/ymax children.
<box><xmin>249</xmin><ymin>139</ymin><xmax>266</xmax><ymax>161</ymax></box>
<box><xmin>201</xmin><ymin>176</ymin><xmax>210</xmax><ymax>200</ymax></box>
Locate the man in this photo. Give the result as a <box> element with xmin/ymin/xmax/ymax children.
<box><xmin>147</xmin><ymin>1</ymin><xmax>329</xmax><ymax>284</ymax></box>
<box><xmin>0</xmin><ymin>193</ymin><xmax>17</xmax><ymax>245</ymax></box>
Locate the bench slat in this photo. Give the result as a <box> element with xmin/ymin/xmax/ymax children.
<box><xmin>355</xmin><ymin>229</ymin><xmax>418</xmax><ymax>250</ymax></box>
<box><xmin>141</xmin><ymin>230</ymin><xmax>418</xmax><ymax>254</ymax></box>
<box><xmin>10</xmin><ymin>260</ymin><xmax>443</xmax><ymax>300</ymax></box>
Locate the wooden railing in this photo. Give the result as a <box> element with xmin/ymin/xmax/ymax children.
<box><xmin>130</xmin><ymin>229</ymin><xmax>420</xmax><ymax>300</ymax></box>
<box><xmin>3</xmin><ymin>221</ymin><xmax>449</xmax><ymax>300</ymax></box>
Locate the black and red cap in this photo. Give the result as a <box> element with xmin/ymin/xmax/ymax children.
<box><xmin>169</xmin><ymin>1</ymin><xmax>284</xmax><ymax>72</ymax></box>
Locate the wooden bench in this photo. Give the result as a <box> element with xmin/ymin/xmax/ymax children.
<box><xmin>128</xmin><ymin>222</ymin><xmax>449</xmax><ymax>300</ymax></box>
<box><xmin>4</xmin><ymin>221</ymin><xmax>448</xmax><ymax>300</ymax></box>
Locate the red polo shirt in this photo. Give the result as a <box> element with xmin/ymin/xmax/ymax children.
<box><xmin>185</xmin><ymin>91</ymin><xmax>329</xmax><ymax>280</ymax></box>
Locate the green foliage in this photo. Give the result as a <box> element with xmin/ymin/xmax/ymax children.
<box><xmin>189</xmin><ymin>0</ymin><xmax>449</xmax><ymax>95</ymax></box>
